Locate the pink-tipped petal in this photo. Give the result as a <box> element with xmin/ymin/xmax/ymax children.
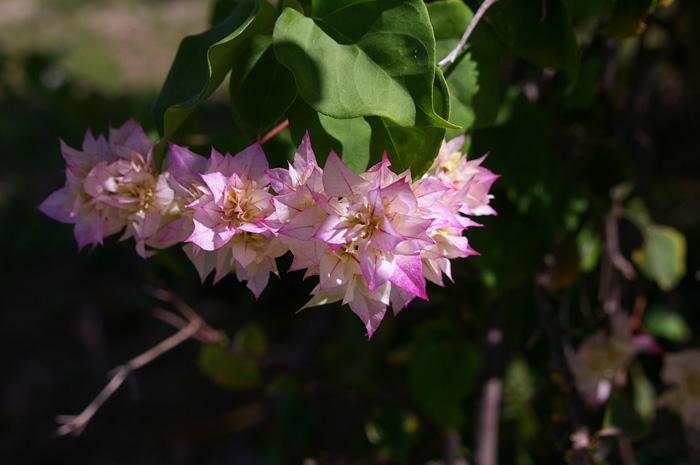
<box><xmin>322</xmin><ymin>151</ymin><xmax>369</xmax><ymax>197</ymax></box>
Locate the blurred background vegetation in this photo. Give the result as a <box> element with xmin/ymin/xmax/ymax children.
<box><xmin>1</xmin><ymin>0</ymin><xmax>699</xmax><ymax>464</ymax></box>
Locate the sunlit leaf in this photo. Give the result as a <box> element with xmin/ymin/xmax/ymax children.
<box><xmin>367</xmin><ymin>67</ymin><xmax>450</xmax><ymax>178</ymax></box>
<box><xmin>151</xmin><ymin>0</ymin><xmax>277</xmax><ymax>161</ymax></box>
<box><xmin>288</xmin><ymin>96</ymin><xmax>375</xmax><ymax>172</ymax></box>
<box><xmin>273</xmin><ymin>0</ymin><xmax>456</xmax><ymax>129</ymax></box>
<box><xmin>289</xmin><ymin>67</ymin><xmax>449</xmax><ymax>177</ymax></box>
<box><xmin>428</xmin><ymin>0</ymin><xmax>477</xmax><ymax>137</ymax></box>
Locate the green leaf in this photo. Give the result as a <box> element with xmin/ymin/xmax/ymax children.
<box><xmin>229</xmin><ymin>34</ymin><xmax>298</xmax><ymax>137</ymax></box>
<box><xmin>632</xmin><ymin>225</ymin><xmax>687</xmax><ymax>291</ymax></box>
<box><xmin>643</xmin><ymin>306</ymin><xmax>692</xmax><ymax>342</ymax></box>
<box><xmin>288</xmin><ymin>96</ymin><xmax>375</xmax><ymax>172</ymax></box>
<box><xmin>367</xmin><ymin>67</ymin><xmax>450</xmax><ymax>178</ymax></box>
<box><xmin>577</xmin><ymin>224</ymin><xmax>602</xmax><ymax>273</ymax></box>
<box><xmin>468</xmin><ymin>21</ymin><xmax>505</xmax><ymax>128</ymax></box>
<box><xmin>427</xmin><ymin>0</ymin><xmax>479</xmax><ymax>137</ymax></box>
<box><xmin>151</xmin><ymin>0</ymin><xmax>278</xmax><ymax>162</ymax></box>
<box><xmin>233</xmin><ymin>321</ymin><xmax>268</xmax><ymax>355</ymax></box>
<box><xmin>409</xmin><ymin>337</ymin><xmax>480</xmax><ymax>429</ymax></box>
<box><xmin>487</xmin><ymin>0</ymin><xmax>580</xmax><ymax>86</ymax></box>
<box><xmin>289</xmin><ymin>66</ymin><xmax>449</xmax><ymax>177</ymax></box>
<box><xmin>273</xmin><ymin>0</ymin><xmax>456</xmax><ymax>129</ymax></box>
<box><xmin>198</xmin><ymin>343</ymin><xmax>261</xmax><ymax>390</ymax></box>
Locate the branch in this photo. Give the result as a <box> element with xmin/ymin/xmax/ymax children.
<box><xmin>55</xmin><ymin>293</ymin><xmax>221</xmax><ymax>436</ymax></box>
<box><xmin>438</xmin><ymin>0</ymin><xmax>499</xmax><ymax>68</ymax></box>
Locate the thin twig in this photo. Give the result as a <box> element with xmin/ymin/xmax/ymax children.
<box><xmin>147</xmin><ymin>286</ymin><xmax>224</xmax><ymax>343</ymax></box>
<box><xmin>260</xmin><ymin>119</ymin><xmax>289</xmax><ymax>144</ymax></box>
<box><xmin>55</xmin><ymin>366</ymin><xmax>130</xmax><ymax>437</ymax></box>
<box><xmin>55</xmin><ymin>293</ymin><xmax>220</xmax><ymax>437</ymax></box>
<box><xmin>438</xmin><ymin>0</ymin><xmax>499</xmax><ymax>68</ymax></box>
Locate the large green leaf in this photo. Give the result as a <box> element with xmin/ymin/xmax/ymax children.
<box><xmin>288</xmin><ymin>96</ymin><xmax>375</xmax><ymax>172</ymax></box>
<box><xmin>467</xmin><ymin>20</ymin><xmax>505</xmax><ymax>128</ymax></box>
<box><xmin>229</xmin><ymin>35</ymin><xmax>298</xmax><ymax>137</ymax></box>
<box><xmin>486</xmin><ymin>0</ymin><xmax>580</xmax><ymax>86</ymax></box>
<box><xmin>273</xmin><ymin>0</ymin><xmax>456</xmax><ymax>129</ymax></box>
<box><xmin>428</xmin><ymin>0</ymin><xmax>478</xmax><ymax>138</ymax></box>
<box><xmin>367</xmin><ymin>66</ymin><xmax>450</xmax><ymax>178</ymax></box>
<box><xmin>289</xmin><ymin>66</ymin><xmax>449</xmax><ymax>177</ymax></box>
<box><xmin>151</xmin><ymin>0</ymin><xmax>277</xmax><ymax>161</ymax></box>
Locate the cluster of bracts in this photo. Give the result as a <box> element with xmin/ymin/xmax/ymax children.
<box><xmin>40</xmin><ymin>120</ymin><xmax>498</xmax><ymax>336</ymax></box>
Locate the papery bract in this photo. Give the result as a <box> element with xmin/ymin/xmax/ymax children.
<box><xmin>39</xmin><ymin>120</ymin><xmax>180</xmax><ymax>257</ymax></box>
<box><xmin>182</xmin><ymin>142</ymin><xmax>286</xmax><ymax>296</ymax></box>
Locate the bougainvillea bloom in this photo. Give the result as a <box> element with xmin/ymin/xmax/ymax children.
<box><xmin>172</xmin><ymin>143</ymin><xmax>286</xmax><ymax>297</ymax></box>
<box><xmin>39</xmin><ymin>120</ymin><xmax>178</xmax><ymax>257</ymax></box>
<box><xmin>41</xmin><ymin>127</ymin><xmax>498</xmax><ymax>336</ymax></box>
<box><xmin>267</xmin><ymin>136</ymin><xmax>497</xmax><ymax>337</ymax></box>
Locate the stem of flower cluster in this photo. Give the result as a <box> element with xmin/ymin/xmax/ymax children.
<box><xmin>260</xmin><ymin>119</ymin><xmax>289</xmax><ymax>144</ymax></box>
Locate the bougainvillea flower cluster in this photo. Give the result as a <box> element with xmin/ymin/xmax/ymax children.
<box><xmin>40</xmin><ymin>120</ymin><xmax>498</xmax><ymax>337</ymax></box>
